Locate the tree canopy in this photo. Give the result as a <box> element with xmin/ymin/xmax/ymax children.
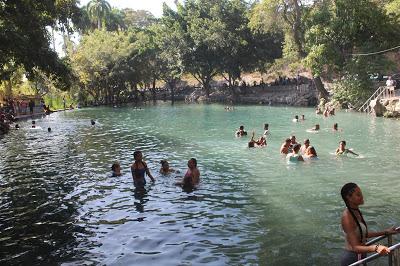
<box><xmin>0</xmin><ymin>0</ymin><xmax>81</xmax><ymax>90</ymax></box>
<box><xmin>2</xmin><ymin>0</ymin><xmax>400</xmax><ymax>107</ymax></box>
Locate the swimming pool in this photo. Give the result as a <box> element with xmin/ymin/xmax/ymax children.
<box><xmin>0</xmin><ymin>103</ymin><xmax>399</xmax><ymax>265</ymax></box>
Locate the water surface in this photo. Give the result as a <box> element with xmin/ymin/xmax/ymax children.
<box><xmin>0</xmin><ymin>103</ymin><xmax>399</xmax><ymax>265</ymax></box>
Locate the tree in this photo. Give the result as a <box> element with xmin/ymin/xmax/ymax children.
<box><xmin>303</xmin><ymin>0</ymin><xmax>400</xmax><ymax>105</ymax></box>
<box><xmin>107</xmin><ymin>8</ymin><xmax>126</xmax><ymax>32</ymax></box>
<box><xmin>122</xmin><ymin>9</ymin><xmax>157</xmax><ymax>29</ymax></box>
<box><xmin>70</xmin><ymin>30</ymin><xmax>133</xmax><ymax>104</ymax></box>
<box><xmin>153</xmin><ymin>13</ymin><xmax>186</xmax><ymax>102</ymax></box>
<box><xmin>86</xmin><ymin>0</ymin><xmax>111</xmax><ymax>30</ymax></box>
<box><xmin>0</xmin><ymin>0</ymin><xmax>81</xmax><ymax>91</ymax></box>
<box><xmin>170</xmin><ymin>0</ymin><xmax>229</xmax><ymax>98</ymax></box>
<box><xmin>250</xmin><ymin>0</ymin><xmax>330</xmax><ymax>99</ymax></box>
<box><xmin>304</xmin><ymin>0</ymin><xmax>400</xmax><ymax>74</ymax></box>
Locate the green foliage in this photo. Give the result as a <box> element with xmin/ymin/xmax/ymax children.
<box><xmin>0</xmin><ymin>0</ymin><xmax>80</xmax><ymax>90</ymax></box>
<box><xmin>385</xmin><ymin>0</ymin><xmax>400</xmax><ymax>20</ymax></box>
<box><xmin>71</xmin><ymin>30</ymin><xmax>133</xmax><ymax>102</ymax></box>
<box><xmin>331</xmin><ymin>74</ymin><xmax>373</xmax><ymax>107</ymax></box>
<box><xmin>304</xmin><ymin>0</ymin><xmax>400</xmax><ymax>83</ymax></box>
<box><xmin>122</xmin><ymin>9</ymin><xmax>157</xmax><ymax>29</ymax></box>
<box><xmin>86</xmin><ymin>0</ymin><xmax>111</xmax><ymax>29</ymax></box>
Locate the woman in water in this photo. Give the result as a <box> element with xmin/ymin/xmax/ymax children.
<box><xmin>340</xmin><ymin>183</ymin><xmax>399</xmax><ymax>266</ymax></box>
<box><xmin>176</xmin><ymin>158</ymin><xmax>200</xmax><ymax>189</ymax></box>
<box><xmin>286</xmin><ymin>143</ymin><xmax>304</xmax><ymax>162</ymax></box>
<box><xmin>336</xmin><ymin>140</ymin><xmax>358</xmax><ymax>156</ymax></box>
<box><xmin>131</xmin><ymin>150</ymin><xmax>155</xmax><ymax>188</ymax></box>
<box><xmin>304</xmin><ymin>146</ymin><xmax>318</xmax><ymax>159</ymax></box>
<box><xmin>159</xmin><ymin>160</ymin><xmax>176</xmax><ymax>175</ymax></box>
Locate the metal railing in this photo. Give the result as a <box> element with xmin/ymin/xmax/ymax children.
<box><xmin>349</xmin><ymin>226</ymin><xmax>400</xmax><ymax>266</ymax></box>
<box><xmin>358</xmin><ymin>86</ymin><xmax>393</xmax><ymax>113</ymax></box>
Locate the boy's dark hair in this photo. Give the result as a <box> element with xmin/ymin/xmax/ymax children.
<box><xmin>111</xmin><ymin>162</ymin><xmax>120</xmax><ymax>171</ymax></box>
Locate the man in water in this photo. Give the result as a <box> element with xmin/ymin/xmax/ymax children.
<box><xmin>280</xmin><ymin>138</ymin><xmax>292</xmax><ymax>154</ymax></box>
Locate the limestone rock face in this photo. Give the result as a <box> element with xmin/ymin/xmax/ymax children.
<box><xmin>184</xmin><ymin>84</ymin><xmax>317</xmax><ymax>106</ymax></box>
<box><xmin>395</xmin><ymin>101</ymin><xmax>400</xmax><ymax>112</ymax></box>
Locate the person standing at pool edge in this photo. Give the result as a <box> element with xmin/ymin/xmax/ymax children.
<box><xmin>340</xmin><ymin>183</ymin><xmax>399</xmax><ymax>266</ymax></box>
<box><xmin>131</xmin><ymin>150</ymin><xmax>155</xmax><ymax>188</ymax></box>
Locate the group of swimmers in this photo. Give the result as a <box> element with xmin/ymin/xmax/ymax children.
<box><xmin>12</xmin><ymin>120</ymin><xmax>52</xmax><ymax>132</ymax></box>
<box><xmin>235</xmin><ymin>119</ymin><xmax>356</xmax><ymax>162</ymax></box>
<box><xmin>13</xmin><ymin>118</ymin><xmax>98</xmax><ymax>132</ymax></box>
<box><xmin>111</xmin><ymin>150</ymin><xmax>200</xmax><ymax>190</ymax></box>
<box><xmin>315</xmin><ymin>105</ymin><xmax>336</xmax><ymax>116</ymax></box>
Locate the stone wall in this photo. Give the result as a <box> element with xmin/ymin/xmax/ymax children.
<box><xmin>183</xmin><ymin>84</ymin><xmax>318</xmax><ymax>106</ymax></box>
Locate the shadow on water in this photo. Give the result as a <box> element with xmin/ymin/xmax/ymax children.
<box><xmin>0</xmin><ymin>127</ymin><xmax>91</xmax><ymax>265</ymax></box>
<box><xmin>133</xmin><ymin>187</ymin><xmax>150</xmax><ymax>213</ymax></box>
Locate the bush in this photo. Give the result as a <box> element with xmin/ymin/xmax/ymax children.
<box><xmin>332</xmin><ymin>74</ymin><xmax>374</xmax><ymax>107</ymax></box>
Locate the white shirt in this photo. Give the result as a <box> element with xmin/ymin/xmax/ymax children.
<box><xmin>386</xmin><ymin>79</ymin><xmax>394</xmax><ymax>86</ymax></box>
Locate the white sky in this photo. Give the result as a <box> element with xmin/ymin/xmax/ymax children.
<box><xmin>79</xmin><ymin>0</ymin><xmax>179</xmax><ymax>17</ymax></box>
<box><xmin>53</xmin><ymin>1</ymin><xmax>179</xmax><ymax>55</ymax></box>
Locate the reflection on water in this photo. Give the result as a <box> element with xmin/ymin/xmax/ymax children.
<box><xmin>0</xmin><ymin>104</ymin><xmax>399</xmax><ymax>265</ymax></box>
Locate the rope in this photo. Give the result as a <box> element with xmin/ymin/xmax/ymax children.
<box><xmin>352</xmin><ymin>45</ymin><xmax>400</xmax><ymax>56</ymax></box>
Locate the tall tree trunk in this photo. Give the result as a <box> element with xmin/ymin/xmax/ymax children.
<box><xmin>313</xmin><ymin>76</ymin><xmax>329</xmax><ymax>100</ymax></box>
<box><xmin>168</xmin><ymin>80</ymin><xmax>175</xmax><ymax>104</ymax></box>
<box><xmin>152</xmin><ymin>78</ymin><xmax>157</xmax><ymax>103</ymax></box>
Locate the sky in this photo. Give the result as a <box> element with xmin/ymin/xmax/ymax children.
<box><xmin>53</xmin><ymin>1</ymin><xmax>179</xmax><ymax>55</ymax></box>
<box><xmin>79</xmin><ymin>0</ymin><xmax>179</xmax><ymax>17</ymax></box>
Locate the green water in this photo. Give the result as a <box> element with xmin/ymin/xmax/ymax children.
<box><xmin>0</xmin><ymin>103</ymin><xmax>399</xmax><ymax>265</ymax></box>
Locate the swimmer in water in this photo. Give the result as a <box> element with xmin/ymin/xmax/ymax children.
<box><xmin>300</xmin><ymin>139</ymin><xmax>310</xmax><ymax>154</ymax></box>
<box><xmin>336</xmin><ymin>140</ymin><xmax>358</xmax><ymax>156</ymax></box>
<box><xmin>293</xmin><ymin>115</ymin><xmax>299</xmax><ymax>122</ymax></box>
<box><xmin>47</xmin><ymin>127</ymin><xmax>51</xmax><ymax>132</ymax></box>
<box><xmin>286</xmin><ymin>143</ymin><xmax>304</xmax><ymax>162</ymax></box>
<box><xmin>159</xmin><ymin>160</ymin><xmax>176</xmax><ymax>175</ymax></box>
<box><xmin>333</xmin><ymin>123</ymin><xmax>343</xmax><ymax>132</ymax></box>
<box><xmin>248</xmin><ymin>132</ymin><xmax>266</xmax><ymax>148</ymax></box>
<box><xmin>111</xmin><ymin>162</ymin><xmax>122</xmax><ymax>177</ymax></box>
<box><xmin>301</xmin><ymin>114</ymin><xmax>305</xmax><ymax>121</ymax></box>
<box><xmin>91</xmin><ymin>119</ymin><xmax>96</xmax><ymax>126</ymax></box>
<box><xmin>304</xmin><ymin>146</ymin><xmax>318</xmax><ymax>159</ymax></box>
<box><xmin>236</xmin><ymin>125</ymin><xmax>247</xmax><ymax>137</ymax></box>
<box><xmin>290</xmin><ymin>135</ymin><xmax>298</xmax><ymax>150</ymax></box>
<box><xmin>308</xmin><ymin>124</ymin><xmax>320</xmax><ymax>132</ymax></box>
<box><xmin>175</xmin><ymin>158</ymin><xmax>200</xmax><ymax>189</ymax></box>
<box><xmin>340</xmin><ymin>183</ymin><xmax>399</xmax><ymax>266</ymax></box>
<box><xmin>263</xmin><ymin>123</ymin><xmax>269</xmax><ymax>136</ymax></box>
<box><xmin>280</xmin><ymin>138</ymin><xmax>292</xmax><ymax>154</ymax></box>
<box><xmin>131</xmin><ymin>150</ymin><xmax>155</xmax><ymax>188</ymax></box>
<box><xmin>32</xmin><ymin>120</ymin><xmax>36</xmax><ymax>128</ymax></box>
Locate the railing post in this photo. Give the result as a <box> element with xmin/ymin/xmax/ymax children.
<box><xmin>389</xmin><ymin>234</ymin><xmax>393</xmax><ymax>266</ymax></box>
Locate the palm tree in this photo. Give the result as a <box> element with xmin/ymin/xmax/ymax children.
<box><xmin>86</xmin><ymin>0</ymin><xmax>111</xmax><ymax>30</ymax></box>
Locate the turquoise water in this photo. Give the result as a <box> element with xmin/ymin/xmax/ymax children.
<box><xmin>0</xmin><ymin>103</ymin><xmax>399</xmax><ymax>265</ymax></box>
